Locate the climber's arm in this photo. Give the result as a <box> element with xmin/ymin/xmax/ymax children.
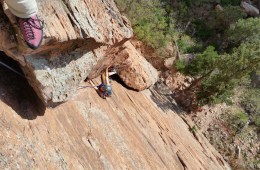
<box><xmin>106</xmin><ymin>66</ymin><xmax>110</xmax><ymax>86</ymax></box>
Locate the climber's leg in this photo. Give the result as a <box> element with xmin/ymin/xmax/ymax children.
<box><xmin>5</xmin><ymin>0</ymin><xmax>43</xmax><ymax>49</ymax></box>
<box><xmin>5</xmin><ymin>0</ymin><xmax>38</xmax><ymax>18</ymax></box>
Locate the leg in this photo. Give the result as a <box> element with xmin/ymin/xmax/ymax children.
<box><xmin>5</xmin><ymin>0</ymin><xmax>43</xmax><ymax>49</ymax></box>
<box><xmin>5</xmin><ymin>0</ymin><xmax>38</xmax><ymax>18</ymax></box>
<box><xmin>89</xmin><ymin>80</ymin><xmax>106</xmax><ymax>99</ymax></box>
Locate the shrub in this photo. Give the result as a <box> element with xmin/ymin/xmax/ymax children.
<box><xmin>175</xmin><ymin>60</ymin><xmax>186</xmax><ymax>73</ymax></box>
<box><xmin>209</xmin><ymin>6</ymin><xmax>246</xmax><ymax>32</ymax></box>
<box><xmin>177</xmin><ymin>35</ymin><xmax>197</xmax><ymax>53</ymax></box>
<box><xmin>220</xmin><ymin>0</ymin><xmax>241</xmax><ymax>6</ymax></box>
<box><xmin>115</xmin><ymin>0</ymin><xmax>178</xmax><ymax>49</ymax></box>
<box><xmin>241</xmin><ymin>87</ymin><xmax>260</xmax><ymax>128</ymax></box>
<box><xmin>226</xmin><ymin>109</ymin><xmax>248</xmax><ymax>132</ymax></box>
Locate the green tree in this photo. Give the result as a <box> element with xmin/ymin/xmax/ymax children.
<box><xmin>225</xmin><ymin>18</ymin><xmax>260</xmax><ymax>48</ymax></box>
<box><xmin>180</xmin><ymin>46</ymin><xmax>219</xmax><ymax>76</ymax></box>
<box><xmin>199</xmin><ymin>41</ymin><xmax>260</xmax><ymax>102</ymax></box>
<box><xmin>209</xmin><ymin>6</ymin><xmax>246</xmax><ymax>32</ymax></box>
<box><xmin>115</xmin><ymin>0</ymin><xmax>177</xmax><ymax>49</ymax></box>
<box><xmin>177</xmin><ymin>18</ymin><xmax>260</xmax><ymax>103</ymax></box>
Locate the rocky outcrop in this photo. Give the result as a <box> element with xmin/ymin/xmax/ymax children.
<box><xmin>0</xmin><ymin>0</ymin><xmax>131</xmax><ymax>104</ymax></box>
<box><xmin>116</xmin><ymin>41</ymin><xmax>158</xmax><ymax>91</ymax></box>
<box><xmin>0</xmin><ymin>0</ymin><xmax>158</xmax><ymax>105</ymax></box>
<box><xmin>0</xmin><ymin>68</ymin><xmax>230</xmax><ymax>169</ymax></box>
<box><xmin>87</xmin><ymin>41</ymin><xmax>158</xmax><ymax>91</ymax></box>
<box><xmin>241</xmin><ymin>1</ymin><xmax>259</xmax><ymax>17</ymax></box>
<box><xmin>164</xmin><ymin>57</ymin><xmax>176</xmax><ymax>69</ymax></box>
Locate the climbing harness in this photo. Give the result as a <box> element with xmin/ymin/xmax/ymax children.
<box><xmin>97</xmin><ymin>83</ymin><xmax>112</xmax><ymax>97</ymax></box>
<box><xmin>81</xmin><ymin>66</ymin><xmax>114</xmax><ymax>98</ymax></box>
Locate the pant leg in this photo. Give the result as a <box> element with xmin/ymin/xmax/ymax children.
<box><xmin>5</xmin><ymin>0</ymin><xmax>38</xmax><ymax>18</ymax></box>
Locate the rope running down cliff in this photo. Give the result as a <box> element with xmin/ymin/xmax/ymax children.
<box><xmin>0</xmin><ymin>61</ymin><xmax>25</xmax><ymax>78</ymax></box>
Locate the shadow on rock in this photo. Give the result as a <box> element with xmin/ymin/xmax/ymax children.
<box><xmin>110</xmin><ymin>74</ymin><xmax>136</xmax><ymax>91</ymax></box>
<box><xmin>150</xmin><ymin>82</ymin><xmax>183</xmax><ymax>114</ymax></box>
<box><xmin>0</xmin><ymin>52</ymin><xmax>46</xmax><ymax>120</ymax></box>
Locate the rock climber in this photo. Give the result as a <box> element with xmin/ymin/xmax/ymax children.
<box><xmin>5</xmin><ymin>0</ymin><xmax>43</xmax><ymax>49</ymax></box>
<box><xmin>87</xmin><ymin>66</ymin><xmax>116</xmax><ymax>99</ymax></box>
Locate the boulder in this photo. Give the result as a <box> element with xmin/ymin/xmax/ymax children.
<box><xmin>0</xmin><ymin>0</ymin><xmax>135</xmax><ymax>105</ymax></box>
<box><xmin>241</xmin><ymin>1</ymin><xmax>259</xmax><ymax>17</ymax></box>
<box><xmin>180</xmin><ymin>53</ymin><xmax>196</xmax><ymax>64</ymax></box>
<box><xmin>164</xmin><ymin>57</ymin><xmax>176</xmax><ymax>69</ymax></box>
<box><xmin>116</xmin><ymin>42</ymin><xmax>158</xmax><ymax>91</ymax></box>
<box><xmin>215</xmin><ymin>4</ymin><xmax>224</xmax><ymax>11</ymax></box>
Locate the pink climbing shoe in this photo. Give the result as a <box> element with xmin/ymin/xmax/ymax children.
<box><xmin>17</xmin><ymin>15</ymin><xmax>43</xmax><ymax>50</ymax></box>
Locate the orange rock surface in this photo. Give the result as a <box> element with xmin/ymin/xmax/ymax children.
<box><xmin>0</xmin><ymin>72</ymin><xmax>230</xmax><ymax>169</ymax></box>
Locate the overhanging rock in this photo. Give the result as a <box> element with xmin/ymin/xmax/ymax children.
<box><xmin>116</xmin><ymin>41</ymin><xmax>158</xmax><ymax>91</ymax></box>
<box><xmin>0</xmin><ymin>0</ymin><xmax>135</xmax><ymax>105</ymax></box>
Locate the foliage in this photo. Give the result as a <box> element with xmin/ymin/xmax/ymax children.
<box><xmin>242</xmin><ymin>88</ymin><xmax>260</xmax><ymax>108</ymax></box>
<box><xmin>115</xmin><ymin>0</ymin><xmax>178</xmax><ymax>49</ymax></box>
<box><xmin>199</xmin><ymin>40</ymin><xmax>260</xmax><ymax>102</ymax></box>
<box><xmin>193</xmin><ymin>19</ymin><xmax>213</xmax><ymax>40</ymax></box>
<box><xmin>175</xmin><ymin>60</ymin><xmax>186</xmax><ymax>74</ymax></box>
<box><xmin>227</xmin><ymin>109</ymin><xmax>248</xmax><ymax>132</ymax></box>
<box><xmin>190</xmin><ymin>125</ymin><xmax>197</xmax><ymax>133</ymax></box>
<box><xmin>115</xmin><ymin>0</ymin><xmax>259</xmax><ymax>109</ymax></box>
<box><xmin>220</xmin><ymin>0</ymin><xmax>241</xmax><ymax>6</ymax></box>
<box><xmin>241</xmin><ymin>87</ymin><xmax>260</xmax><ymax>127</ymax></box>
<box><xmin>177</xmin><ymin>35</ymin><xmax>198</xmax><ymax>53</ymax></box>
<box><xmin>177</xmin><ymin>17</ymin><xmax>260</xmax><ymax>103</ymax></box>
<box><xmin>254</xmin><ymin>116</ymin><xmax>260</xmax><ymax>127</ymax></box>
<box><xmin>234</xmin><ymin>111</ymin><xmax>248</xmax><ymax>126</ymax></box>
<box><xmin>225</xmin><ymin>18</ymin><xmax>260</xmax><ymax>48</ymax></box>
<box><xmin>114</xmin><ymin>1</ymin><xmax>260</xmax><ymax>169</ymax></box>
<box><xmin>209</xmin><ymin>6</ymin><xmax>246</xmax><ymax>32</ymax></box>
<box><xmin>182</xmin><ymin>46</ymin><xmax>219</xmax><ymax>76</ymax></box>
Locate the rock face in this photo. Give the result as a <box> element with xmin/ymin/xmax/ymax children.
<box><xmin>0</xmin><ymin>68</ymin><xmax>230</xmax><ymax>169</ymax></box>
<box><xmin>0</xmin><ymin>0</ymin><xmax>157</xmax><ymax>105</ymax></box>
<box><xmin>87</xmin><ymin>41</ymin><xmax>159</xmax><ymax>91</ymax></box>
<box><xmin>116</xmin><ymin>41</ymin><xmax>158</xmax><ymax>91</ymax></box>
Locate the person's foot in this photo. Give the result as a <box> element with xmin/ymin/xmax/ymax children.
<box><xmin>17</xmin><ymin>15</ymin><xmax>43</xmax><ymax>50</ymax></box>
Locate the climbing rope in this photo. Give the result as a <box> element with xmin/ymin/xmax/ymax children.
<box><xmin>0</xmin><ymin>61</ymin><xmax>112</xmax><ymax>93</ymax></box>
<box><xmin>0</xmin><ymin>61</ymin><xmax>25</xmax><ymax>78</ymax></box>
<box><xmin>78</xmin><ymin>85</ymin><xmax>98</xmax><ymax>90</ymax></box>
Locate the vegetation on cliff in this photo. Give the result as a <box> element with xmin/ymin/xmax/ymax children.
<box><xmin>115</xmin><ymin>0</ymin><xmax>259</xmax><ymax>110</ymax></box>
<box><xmin>114</xmin><ymin>0</ymin><xmax>259</xmax><ymax>169</ymax></box>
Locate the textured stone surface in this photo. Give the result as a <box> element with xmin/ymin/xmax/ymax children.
<box><xmin>0</xmin><ymin>71</ymin><xmax>231</xmax><ymax>169</ymax></box>
<box><xmin>0</xmin><ymin>0</ymin><xmax>133</xmax><ymax>105</ymax></box>
<box><xmin>21</xmin><ymin>48</ymin><xmax>101</xmax><ymax>104</ymax></box>
<box><xmin>1</xmin><ymin>0</ymin><xmax>133</xmax><ymax>56</ymax></box>
<box><xmin>116</xmin><ymin>41</ymin><xmax>158</xmax><ymax>91</ymax></box>
<box><xmin>164</xmin><ymin>57</ymin><xmax>176</xmax><ymax>69</ymax></box>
